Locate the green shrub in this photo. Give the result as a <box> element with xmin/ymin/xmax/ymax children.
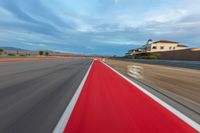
<box><xmin>38</xmin><ymin>51</ymin><xmax>44</xmax><ymax>55</ymax></box>
<box><xmin>125</xmin><ymin>54</ymin><xmax>160</xmax><ymax>60</ymax></box>
<box><xmin>44</xmin><ymin>51</ymin><xmax>49</xmax><ymax>56</ymax></box>
<box><xmin>8</xmin><ymin>53</ymin><xmax>16</xmax><ymax>56</ymax></box>
<box><xmin>149</xmin><ymin>55</ymin><xmax>160</xmax><ymax>59</ymax></box>
<box><xmin>136</xmin><ymin>55</ymin><xmax>160</xmax><ymax>59</ymax></box>
<box><xmin>0</xmin><ymin>48</ymin><xmax>3</xmax><ymax>55</ymax></box>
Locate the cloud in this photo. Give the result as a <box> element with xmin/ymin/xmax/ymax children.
<box><xmin>114</xmin><ymin>0</ymin><xmax>119</xmax><ymax>4</ymax></box>
<box><xmin>0</xmin><ymin>0</ymin><xmax>200</xmax><ymax>55</ymax></box>
<box><xmin>148</xmin><ymin>9</ymin><xmax>188</xmax><ymax>23</ymax></box>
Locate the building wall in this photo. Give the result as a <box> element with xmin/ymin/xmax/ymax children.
<box><xmin>147</xmin><ymin>42</ymin><xmax>187</xmax><ymax>52</ymax></box>
<box><xmin>175</xmin><ymin>46</ymin><xmax>188</xmax><ymax>50</ymax></box>
<box><xmin>155</xmin><ymin>48</ymin><xmax>200</xmax><ymax>61</ymax></box>
<box><xmin>147</xmin><ymin>42</ymin><xmax>178</xmax><ymax>52</ymax></box>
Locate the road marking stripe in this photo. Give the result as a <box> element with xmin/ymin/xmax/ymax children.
<box><xmin>102</xmin><ymin>61</ymin><xmax>200</xmax><ymax>132</ymax></box>
<box><xmin>53</xmin><ymin>60</ymin><xmax>94</xmax><ymax>133</ymax></box>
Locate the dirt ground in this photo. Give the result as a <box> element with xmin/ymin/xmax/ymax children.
<box><xmin>105</xmin><ymin>59</ymin><xmax>200</xmax><ymax>107</ymax></box>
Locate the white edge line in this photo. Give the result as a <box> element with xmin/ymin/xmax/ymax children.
<box><xmin>102</xmin><ymin>61</ymin><xmax>200</xmax><ymax>132</ymax></box>
<box><xmin>53</xmin><ymin>60</ymin><xmax>94</xmax><ymax>133</ymax></box>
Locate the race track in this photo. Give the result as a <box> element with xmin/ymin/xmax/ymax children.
<box><xmin>64</xmin><ymin>60</ymin><xmax>199</xmax><ymax>133</ymax></box>
<box><xmin>0</xmin><ymin>59</ymin><xmax>92</xmax><ymax>133</ymax></box>
<box><xmin>0</xmin><ymin>58</ymin><xmax>199</xmax><ymax>133</ymax></box>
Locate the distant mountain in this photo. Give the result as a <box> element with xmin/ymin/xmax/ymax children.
<box><xmin>0</xmin><ymin>47</ymin><xmax>70</xmax><ymax>55</ymax></box>
<box><xmin>0</xmin><ymin>47</ymin><xmax>32</xmax><ymax>52</ymax></box>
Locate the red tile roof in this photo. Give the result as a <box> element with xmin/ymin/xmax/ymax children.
<box><xmin>154</xmin><ymin>40</ymin><xmax>178</xmax><ymax>43</ymax></box>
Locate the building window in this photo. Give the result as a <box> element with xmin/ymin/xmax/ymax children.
<box><xmin>160</xmin><ymin>46</ymin><xmax>164</xmax><ymax>49</ymax></box>
<box><xmin>152</xmin><ymin>46</ymin><xmax>157</xmax><ymax>49</ymax></box>
<box><xmin>173</xmin><ymin>47</ymin><xmax>176</xmax><ymax>50</ymax></box>
<box><xmin>169</xmin><ymin>47</ymin><xmax>172</xmax><ymax>50</ymax></box>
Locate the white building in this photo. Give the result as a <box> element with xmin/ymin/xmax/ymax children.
<box><xmin>145</xmin><ymin>39</ymin><xmax>188</xmax><ymax>53</ymax></box>
<box><xmin>127</xmin><ymin>39</ymin><xmax>188</xmax><ymax>55</ymax></box>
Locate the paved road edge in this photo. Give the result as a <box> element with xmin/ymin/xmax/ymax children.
<box><xmin>53</xmin><ymin>60</ymin><xmax>94</xmax><ymax>133</ymax></box>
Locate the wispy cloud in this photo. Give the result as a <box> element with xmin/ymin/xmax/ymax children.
<box><xmin>0</xmin><ymin>0</ymin><xmax>200</xmax><ymax>55</ymax></box>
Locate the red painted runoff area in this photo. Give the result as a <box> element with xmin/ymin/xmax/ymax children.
<box><xmin>64</xmin><ymin>60</ymin><xmax>198</xmax><ymax>133</ymax></box>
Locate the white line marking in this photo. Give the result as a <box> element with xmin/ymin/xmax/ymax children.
<box><xmin>102</xmin><ymin>61</ymin><xmax>200</xmax><ymax>132</ymax></box>
<box><xmin>128</xmin><ymin>65</ymin><xmax>143</xmax><ymax>79</ymax></box>
<box><xmin>53</xmin><ymin>60</ymin><xmax>94</xmax><ymax>133</ymax></box>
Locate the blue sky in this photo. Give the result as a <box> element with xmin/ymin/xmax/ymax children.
<box><xmin>0</xmin><ymin>0</ymin><xmax>200</xmax><ymax>55</ymax></box>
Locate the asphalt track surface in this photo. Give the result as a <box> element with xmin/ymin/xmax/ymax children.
<box><xmin>65</xmin><ymin>60</ymin><xmax>198</xmax><ymax>133</ymax></box>
<box><xmin>0</xmin><ymin>58</ymin><xmax>92</xmax><ymax>133</ymax></box>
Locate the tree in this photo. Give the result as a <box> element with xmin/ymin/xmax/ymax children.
<box><xmin>0</xmin><ymin>48</ymin><xmax>4</xmax><ymax>55</ymax></box>
<box><xmin>38</xmin><ymin>51</ymin><xmax>44</xmax><ymax>55</ymax></box>
<box><xmin>44</xmin><ymin>51</ymin><xmax>49</xmax><ymax>56</ymax></box>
